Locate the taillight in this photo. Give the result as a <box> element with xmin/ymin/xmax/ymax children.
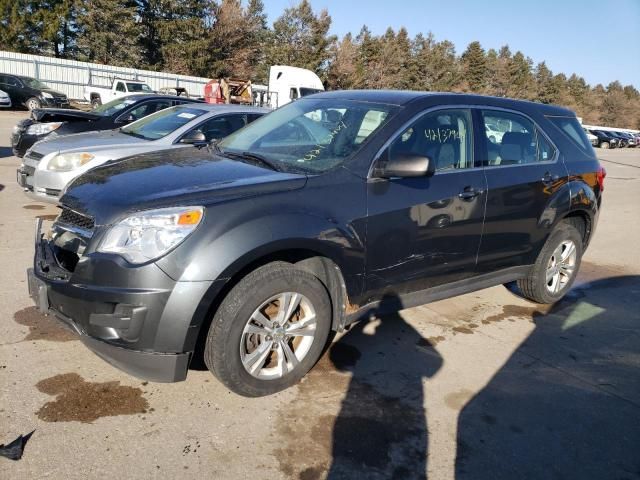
<box><xmin>597</xmin><ymin>166</ymin><xmax>606</xmax><ymax>192</ymax></box>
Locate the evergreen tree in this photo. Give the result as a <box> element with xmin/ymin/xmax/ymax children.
<box><xmin>266</xmin><ymin>0</ymin><xmax>335</xmax><ymax>77</ymax></box>
<box><xmin>461</xmin><ymin>41</ymin><xmax>486</xmax><ymax>92</ymax></box>
<box><xmin>76</xmin><ymin>0</ymin><xmax>142</xmax><ymax>66</ymax></box>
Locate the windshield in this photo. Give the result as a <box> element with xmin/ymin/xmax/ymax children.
<box><xmin>127</xmin><ymin>83</ymin><xmax>153</xmax><ymax>93</ymax></box>
<box><xmin>22</xmin><ymin>77</ymin><xmax>49</xmax><ymax>89</ymax></box>
<box><xmin>120</xmin><ymin>105</ymin><xmax>205</xmax><ymax>141</ymax></box>
<box><xmin>217</xmin><ymin>98</ymin><xmax>397</xmax><ymax>173</ymax></box>
<box><xmin>92</xmin><ymin>96</ymin><xmax>140</xmax><ymax>116</ymax></box>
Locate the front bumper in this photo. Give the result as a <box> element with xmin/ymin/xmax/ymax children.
<box><xmin>28</xmin><ymin>219</ymin><xmax>215</xmax><ymax>382</ymax></box>
<box><xmin>11</xmin><ymin>131</ymin><xmax>44</xmax><ymax>158</ymax></box>
<box><xmin>41</xmin><ymin>97</ymin><xmax>70</xmax><ymax>108</ymax></box>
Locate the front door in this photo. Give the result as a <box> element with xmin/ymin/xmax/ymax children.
<box><xmin>475</xmin><ymin>108</ymin><xmax>568</xmax><ymax>273</ymax></box>
<box><xmin>364</xmin><ymin>108</ymin><xmax>487</xmax><ymax>301</ymax></box>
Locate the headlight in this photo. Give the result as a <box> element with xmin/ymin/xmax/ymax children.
<box><xmin>41</xmin><ymin>92</ymin><xmax>53</xmax><ymax>99</ymax></box>
<box><xmin>46</xmin><ymin>152</ymin><xmax>95</xmax><ymax>171</ymax></box>
<box><xmin>26</xmin><ymin>122</ymin><xmax>62</xmax><ymax>136</ymax></box>
<box><xmin>98</xmin><ymin>207</ymin><xmax>204</xmax><ymax>264</ymax></box>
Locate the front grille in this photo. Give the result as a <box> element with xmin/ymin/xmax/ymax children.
<box><xmin>25</xmin><ymin>151</ymin><xmax>44</xmax><ymax>162</ymax></box>
<box><xmin>45</xmin><ymin>188</ymin><xmax>61</xmax><ymax>197</ymax></box>
<box><xmin>23</xmin><ymin>165</ymin><xmax>35</xmax><ymax>176</ymax></box>
<box><xmin>58</xmin><ymin>207</ymin><xmax>95</xmax><ymax>231</ymax></box>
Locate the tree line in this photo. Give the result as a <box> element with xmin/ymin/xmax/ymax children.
<box><xmin>1</xmin><ymin>0</ymin><xmax>638</xmax><ymax>128</ymax></box>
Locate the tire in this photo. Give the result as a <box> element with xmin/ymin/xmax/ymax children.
<box><xmin>26</xmin><ymin>97</ymin><xmax>41</xmax><ymax>111</ymax></box>
<box><xmin>516</xmin><ymin>219</ymin><xmax>583</xmax><ymax>304</ymax></box>
<box><xmin>91</xmin><ymin>96</ymin><xmax>102</xmax><ymax>108</ymax></box>
<box><xmin>600</xmin><ymin>141</ymin><xmax>609</xmax><ymax>149</ymax></box>
<box><xmin>204</xmin><ymin>262</ymin><xmax>332</xmax><ymax>397</ymax></box>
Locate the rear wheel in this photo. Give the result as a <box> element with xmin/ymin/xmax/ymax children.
<box><xmin>91</xmin><ymin>96</ymin><xmax>102</xmax><ymax>108</ymax></box>
<box><xmin>26</xmin><ymin>97</ymin><xmax>41</xmax><ymax>111</ymax></box>
<box><xmin>204</xmin><ymin>262</ymin><xmax>332</xmax><ymax>397</ymax></box>
<box><xmin>516</xmin><ymin>219</ymin><xmax>583</xmax><ymax>304</ymax></box>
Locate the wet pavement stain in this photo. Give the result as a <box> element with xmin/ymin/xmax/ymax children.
<box><xmin>35</xmin><ymin>373</ymin><xmax>149</xmax><ymax>423</ymax></box>
<box><xmin>416</xmin><ymin>335</ymin><xmax>446</xmax><ymax>348</ymax></box>
<box><xmin>445</xmin><ymin>389</ymin><xmax>474</xmax><ymax>411</ymax></box>
<box><xmin>23</xmin><ymin>204</ymin><xmax>45</xmax><ymax>210</ymax></box>
<box><xmin>14</xmin><ymin>307</ymin><xmax>76</xmax><ymax>342</ymax></box>
<box><xmin>481</xmin><ymin>305</ymin><xmax>538</xmax><ymax>325</ymax></box>
<box><xmin>453</xmin><ymin>326</ymin><xmax>474</xmax><ymax>334</ymax></box>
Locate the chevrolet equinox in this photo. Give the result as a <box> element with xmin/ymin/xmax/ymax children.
<box><xmin>28</xmin><ymin>91</ymin><xmax>604</xmax><ymax>396</ymax></box>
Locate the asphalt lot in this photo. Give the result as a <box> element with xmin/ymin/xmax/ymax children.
<box><xmin>0</xmin><ymin>109</ymin><xmax>639</xmax><ymax>479</ymax></box>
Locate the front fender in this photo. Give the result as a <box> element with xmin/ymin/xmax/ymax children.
<box><xmin>156</xmin><ymin>211</ymin><xmax>366</xmax><ymax>299</ymax></box>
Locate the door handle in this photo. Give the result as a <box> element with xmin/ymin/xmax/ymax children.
<box><xmin>541</xmin><ymin>172</ymin><xmax>560</xmax><ymax>185</ymax></box>
<box><xmin>458</xmin><ymin>187</ymin><xmax>483</xmax><ymax>200</ymax></box>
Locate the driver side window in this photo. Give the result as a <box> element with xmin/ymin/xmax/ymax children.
<box><xmin>389</xmin><ymin>109</ymin><xmax>474</xmax><ymax>171</ymax></box>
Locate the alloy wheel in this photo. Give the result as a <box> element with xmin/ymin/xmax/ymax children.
<box><xmin>240</xmin><ymin>292</ymin><xmax>317</xmax><ymax>380</ymax></box>
<box><xmin>545</xmin><ymin>240</ymin><xmax>577</xmax><ymax>294</ymax></box>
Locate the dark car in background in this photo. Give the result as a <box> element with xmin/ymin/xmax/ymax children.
<box><xmin>11</xmin><ymin>94</ymin><xmax>203</xmax><ymax>157</ymax></box>
<box><xmin>588</xmin><ymin>129</ymin><xmax>619</xmax><ymax>149</ymax></box>
<box><xmin>607</xmin><ymin>131</ymin><xmax>628</xmax><ymax>148</ymax></box>
<box><xmin>0</xmin><ymin>73</ymin><xmax>69</xmax><ymax>111</ymax></box>
<box><xmin>616</xmin><ymin>131</ymin><xmax>636</xmax><ymax>147</ymax></box>
<box><xmin>28</xmin><ymin>91</ymin><xmax>604</xmax><ymax>397</ymax></box>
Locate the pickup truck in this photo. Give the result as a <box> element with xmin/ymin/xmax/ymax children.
<box><xmin>84</xmin><ymin>79</ymin><xmax>153</xmax><ymax>108</ymax></box>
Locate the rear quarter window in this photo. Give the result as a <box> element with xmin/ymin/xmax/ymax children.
<box><xmin>547</xmin><ymin>116</ymin><xmax>596</xmax><ymax>157</ymax></box>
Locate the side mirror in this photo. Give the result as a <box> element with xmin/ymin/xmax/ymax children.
<box><xmin>180</xmin><ymin>130</ymin><xmax>206</xmax><ymax>145</ymax></box>
<box><xmin>118</xmin><ymin>114</ymin><xmax>135</xmax><ymax>124</ymax></box>
<box><xmin>375</xmin><ymin>150</ymin><xmax>434</xmax><ymax>178</ymax></box>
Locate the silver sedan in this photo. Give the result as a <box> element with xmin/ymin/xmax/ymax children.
<box><xmin>17</xmin><ymin>104</ymin><xmax>269</xmax><ymax>203</ymax></box>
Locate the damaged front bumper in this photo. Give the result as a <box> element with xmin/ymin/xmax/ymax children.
<box><xmin>28</xmin><ymin>218</ymin><xmax>213</xmax><ymax>382</ymax></box>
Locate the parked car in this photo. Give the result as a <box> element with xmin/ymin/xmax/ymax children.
<box><xmin>607</xmin><ymin>131</ymin><xmax>628</xmax><ymax>148</ymax></box>
<box><xmin>615</xmin><ymin>131</ymin><xmax>636</xmax><ymax>147</ymax></box>
<box><xmin>11</xmin><ymin>94</ymin><xmax>200</xmax><ymax>157</ymax></box>
<box><xmin>27</xmin><ymin>91</ymin><xmax>603</xmax><ymax>396</ymax></box>
<box><xmin>583</xmin><ymin>129</ymin><xmax>598</xmax><ymax>146</ymax></box>
<box><xmin>0</xmin><ymin>73</ymin><xmax>69</xmax><ymax>110</ymax></box>
<box><xmin>588</xmin><ymin>129</ymin><xmax>619</xmax><ymax>149</ymax></box>
<box><xmin>0</xmin><ymin>89</ymin><xmax>11</xmax><ymax>108</ymax></box>
<box><xmin>17</xmin><ymin>104</ymin><xmax>267</xmax><ymax>203</ymax></box>
<box><xmin>84</xmin><ymin>78</ymin><xmax>153</xmax><ymax>108</ymax></box>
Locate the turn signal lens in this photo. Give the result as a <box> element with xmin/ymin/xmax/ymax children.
<box><xmin>178</xmin><ymin>210</ymin><xmax>202</xmax><ymax>225</ymax></box>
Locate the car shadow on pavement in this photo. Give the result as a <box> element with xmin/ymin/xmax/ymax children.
<box><xmin>327</xmin><ymin>294</ymin><xmax>443</xmax><ymax>479</ymax></box>
<box><xmin>455</xmin><ymin>275</ymin><xmax>640</xmax><ymax>479</ymax></box>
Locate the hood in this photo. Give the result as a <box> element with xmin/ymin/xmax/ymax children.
<box><xmin>41</xmin><ymin>87</ymin><xmax>66</xmax><ymax>97</ymax></box>
<box><xmin>29</xmin><ymin>129</ymin><xmax>148</xmax><ymax>156</ymax></box>
<box><xmin>61</xmin><ymin>148</ymin><xmax>307</xmax><ymax>225</ymax></box>
<box><xmin>31</xmin><ymin>108</ymin><xmax>101</xmax><ymax>123</ymax></box>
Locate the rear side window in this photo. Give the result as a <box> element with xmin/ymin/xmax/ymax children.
<box><xmin>480</xmin><ymin>110</ymin><xmax>555</xmax><ymax>166</ymax></box>
<box><xmin>547</xmin><ymin>116</ymin><xmax>596</xmax><ymax>157</ymax></box>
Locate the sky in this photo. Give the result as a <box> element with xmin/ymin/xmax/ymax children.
<box><xmin>263</xmin><ymin>0</ymin><xmax>640</xmax><ymax>88</ymax></box>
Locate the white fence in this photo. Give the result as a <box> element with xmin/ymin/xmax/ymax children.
<box><xmin>0</xmin><ymin>51</ymin><xmax>211</xmax><ymax>100</ymax></box>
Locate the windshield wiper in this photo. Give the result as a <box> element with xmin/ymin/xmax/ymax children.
<box><xmin>119</xmin><ymin>128</ymin><xmax>146</xmax><ymax>139</ymax></box>
<box><xmin>223</xmin><ymin>151</ymin><xmax>281</xmax><ymax>172</ymax></box>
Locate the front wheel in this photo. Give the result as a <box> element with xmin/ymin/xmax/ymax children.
<box><xmin>204</xmin><ymin>262</ymin><xmax>332</xmax><ymax>397</ymax></box>
<box><xmin>600</xmin><ymin>141</ymin><xmax>610</xmax><ymax>149</ymax></box>
<box><xmin>516</xmin><ymin>219</ymin><xmax>583</xmax><ymax>304</ymax></box>
<box><xmin>26</xmin><ymin>97</ymin><xmax>41</xmax><ymax>111</ymax></box>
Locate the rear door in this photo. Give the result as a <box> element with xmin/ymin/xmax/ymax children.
<box><xmin>364</xmin><ymin>108</ymin><xmax>487</xmax><ymax>299</ymax></box>
<box><xmin>475</xmin><ymin>108</ymin><xmax>568</xmax><ymax>274</ymax></box>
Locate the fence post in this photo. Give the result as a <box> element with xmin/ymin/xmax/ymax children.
<box><xmin>34</xmin><ymin>59</ymin><xmax>40</xmax><ymax>79</ymax></box>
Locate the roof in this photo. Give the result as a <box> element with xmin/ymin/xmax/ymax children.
<box><xmin>309</xmin><ymin>90</ymin><xmax>575</xmax><ymax>116</ymax></box>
